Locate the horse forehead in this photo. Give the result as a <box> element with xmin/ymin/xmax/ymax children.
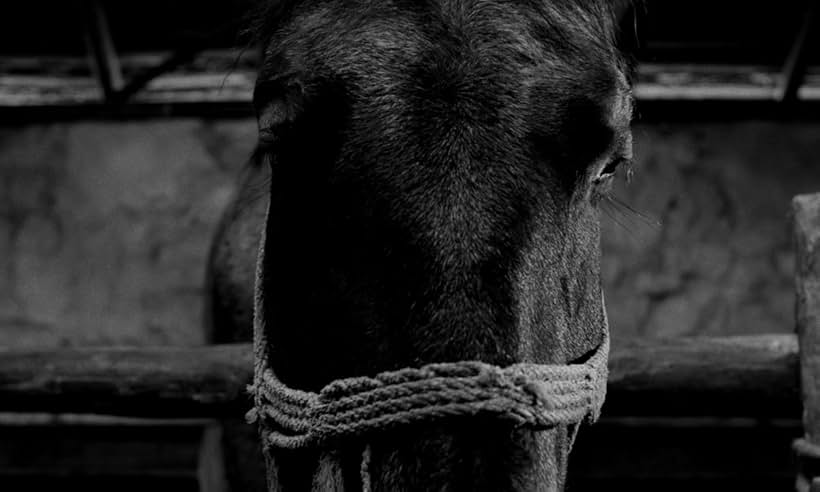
<box><xmin>286</xmin><ymin>1</ymin><xmax>553</xmax><ymax>75</ymax></box>
<box><xmin>278</xmin><ymin>1</ymin><xmax>626</xmax><ymax>141</ymax></box>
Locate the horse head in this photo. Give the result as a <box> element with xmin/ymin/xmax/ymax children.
<box><xmin>250</xmin><ymin>1</ymin><xmax>633</xmax><ymax>490</ymax></box>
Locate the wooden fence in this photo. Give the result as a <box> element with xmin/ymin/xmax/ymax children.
<box><xmin>0</xmin><ymin>334</ymin><xmax>800</xmax><ymax>419</ymax></box>
<box><xmin>2</xmin><ymin>192</ymin><xmax>820</xmax><ymax>491</ymax></box>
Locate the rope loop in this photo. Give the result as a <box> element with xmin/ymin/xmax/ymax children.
<box><xmin>252</xmin><ymin>332</ymin><xmax>608</xmax><ymax>450</ymax></box>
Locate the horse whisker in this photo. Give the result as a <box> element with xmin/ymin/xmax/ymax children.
<box><xmin>603</xmin><ymin>193</ymin><xmax>661</xmax><ymax>230</ymax></box>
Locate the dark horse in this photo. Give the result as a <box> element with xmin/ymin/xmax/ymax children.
<box><xmin>208</xmin><ymin>0</ymin><xmax>634</xmax><ymax>490</ymax></box>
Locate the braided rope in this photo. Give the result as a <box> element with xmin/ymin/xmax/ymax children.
<box><xmin>249</xmin><ymin>336</ymin><xmax>607</xmax><ymax>449</ymax></box>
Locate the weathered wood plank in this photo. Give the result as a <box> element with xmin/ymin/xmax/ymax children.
<box><xmin>794</xmin><ymin>192</ymin><xmax>820</xmax><ymax>492</ymax></box>
<box><xmin>795</xmin><ymin>193</ymin><xmax>820</xmax><ymax>442</ymax></box>
<box><xmin>0</xmin><ymin>335</ymin><xmax>800</xmax><ymax>418</ymax></box>
<box><xmin>0</xmin><ymin>344</ymin><xmax>254</xmax><ymax>418</ymax></box>
<box><xmin>605</xmin><ymin>334</ymin><xmax>800</xmax><ymax>417</ymax></box>
<box><xmin>2</xmin><ymin>59</ymin><xmax>820</xmax><ymax>121</ymax></box>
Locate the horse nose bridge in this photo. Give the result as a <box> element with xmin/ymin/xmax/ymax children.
<box><xmin>416</xmin><ymin>61</ymin><xmax>513</xmax><ymax>129</ymax></box>
<box><xmin>408</xmin><ymin>122</ymin><xmax>527</xmax><ymax>271</ymax></box>
<box><xmin>418</xmin><ymin>173</ymin><xmax>523</xmax><ymax>273</ymax></box>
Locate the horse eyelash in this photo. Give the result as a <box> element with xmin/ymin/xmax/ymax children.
<box><xmin>598</xmin><ymin>175</ymin><xmax>661</xmax><ymax>234</ymax></box>
<box><xmin>600</xmin><ymin>156</ymin><xmax>627</xmax><ymax>177</ymax></box>
<box><xmin>593</xmin><ymin>159</ymin><xmax>661</xmax><ymax>235</ymax></box>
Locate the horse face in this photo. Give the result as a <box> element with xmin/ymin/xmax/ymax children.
<box><xmin>254</xmin><ymin>0</ymin><xmax>631</xmax><ymax>489</ymax></box>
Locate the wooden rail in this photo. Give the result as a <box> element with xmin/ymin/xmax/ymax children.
<box><xmin>0</xmin><ymin>344</ymin><xmax>254</xmax><ymax>418</ymax></box>
<box><xmin>0</xmin><ymin>334</ymin><xmax>799</xmax><ymax>419</ymax></box>
<box><xmin>3</xmin><ymin>54</ymin><xmax>820</xmax><ymax>121</ymax></box>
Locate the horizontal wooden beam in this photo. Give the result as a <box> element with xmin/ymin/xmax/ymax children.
<box><xmin>0</xmin><ymin>344</ymin><xmax>254</xmax><ymax>418</ymax></box>
<box><xmin>605</xmin><ymin>334</ymin><xmax>799</xmax><ymax>418</ymax></box>
<box><xmin>0</xmin><ymin>334</ymin><xmax>800</xmax><ymax>419</ymax></box>
<box><xmin>1</xmin><ymin>56</ymin><xmax>820</xmax><ymax>121</ymax></box>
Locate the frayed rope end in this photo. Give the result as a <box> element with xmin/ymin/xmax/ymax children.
<box><xmin>246</xmin><ymin>407</ymin><xmax>259</xmax><ymax>424</ymax></box>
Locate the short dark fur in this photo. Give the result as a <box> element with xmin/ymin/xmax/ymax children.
<box><xmin>208</xmin><ymin>1</ymin><xmax>632</xmax><ymax>490</ymax></box>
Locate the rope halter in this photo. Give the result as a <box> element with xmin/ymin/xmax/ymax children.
<box><xmin>248</xmin><ymin>334</ymin><xmax>608</xmax><ymax>450</ymax></box>
<box><xmin>247</xmin><ymin>209</ymin><xmax>610</xmax><ymax>485</ymax></box>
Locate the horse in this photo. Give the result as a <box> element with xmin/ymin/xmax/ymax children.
<box><xmin>207</xmin><ymin>0</ymin><xmax>634</xmax><ymax>490</ymax></box>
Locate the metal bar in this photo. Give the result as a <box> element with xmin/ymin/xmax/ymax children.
<box><xmin>83</xmin><ymin>0</ymin><xmax>123</xmax><ymax>102</ymax></box>
<box><xmin>779</xmin><ymin>0</ymin><xmax>818</xmax><ymax>104</ymax></box>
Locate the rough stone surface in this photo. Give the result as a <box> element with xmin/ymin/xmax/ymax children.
<box><xmin>0</xmin><ymin>120</ymin><xmax>256</xmax><ymax>348</ymax></box>
<box><xmin>603</xmin><ymin>122</ymin><xmax>820</xmax><ymax>344</ymax></box>
<box><xmin>0</xmin><ymin>120</ymin><xmax>818</xmax><ymax>348</ymax></box>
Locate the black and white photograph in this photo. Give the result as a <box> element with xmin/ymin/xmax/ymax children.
<box><xmin>0</xmin><ymin>1</ymin><xmax>818</xmax><ymax>491</ymax></box>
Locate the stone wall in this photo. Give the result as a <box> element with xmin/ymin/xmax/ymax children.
<box><xmin>603</xmin><ymin>123</ymin><xmax>819</xmax><ymax>344</ymax></box>
<box><xmin>1</xmin><ymin>119</ymin><xmax>818</xmax><ymax>348</ymax></box>
<box><xmin>0</xmin><ymin>120</ymin><xmax>256</xmax><ymax>348</ymax></box>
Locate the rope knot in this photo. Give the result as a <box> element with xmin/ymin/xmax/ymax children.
<box><xmin>475</xmin><ymin>364</ymin><xmax>505</xmax><ymax>387</ymax></box>
<box><xmin>245</xmin><ymin>407</ymin><xmax>260</xmax><ymax>424</ymax></box>
<box><xmin>250</xmin><ymin>333</ymin><xmax>610</xmax><ymax>449</ymax></box>
<box><xmin>522</xmin><ymin>381</ymin><xmax>554</xmax><ymax>410</ymax></box>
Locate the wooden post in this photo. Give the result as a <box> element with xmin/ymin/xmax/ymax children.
<box><xmin>793</xmin><ymin>193</ymin><xmax>820</xmax><ymax>491</ymax></box>
<box><xmin>779</xmin><ymin>0</ymin><xmax>818</xmax><ymax>105</ymax></box>
<box><xmin>84</xmin><ymin>0</ymin><xmax>123</xmax><ymax>102</ymax></box>
<box><xmin>198</xmin><ymin>423</ymin><xmax>229</xmax><ymax>492</ymax></box>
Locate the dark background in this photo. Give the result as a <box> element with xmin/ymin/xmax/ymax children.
<box><xmin>0</xmin><ymin>1</ymin><xmax>815</xmax><ymax>64</ymax></box>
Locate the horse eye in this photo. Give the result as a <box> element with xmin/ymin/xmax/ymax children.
<box><xmin>258</xmin><ymin>128</ymin><xmax>278</xmax><ymax>151</ymax></box>
<box><xmin>591</xmin><ymin>157</ymin><xmax>632</xmax><ymax>191</ymax></box>
<box><xmin>598</xmin><ymin>157</ymin><xmax>627</xmax><ymax>178</ymax></box>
